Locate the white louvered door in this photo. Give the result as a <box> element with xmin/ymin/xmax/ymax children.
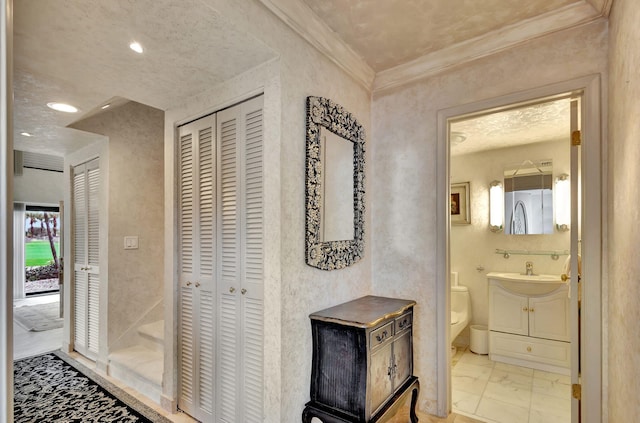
<box><xmin>216</xmin><ymin>96</ymin><xmax>264</xmax><ymax>423</ymax></box>
<box><xmin>72</xmin><ymin>159</ymin><xmax>100</xmax><ymax>360</ymax></box>
<box><xmin>178</xmin><ymin>115</ymin><xmax>216</xmax><ymax>422</ymax></box>
<box><xmin>178</xmin><ymin>95</ymin><xmax>264</xmax><ymax>423</ymax></box>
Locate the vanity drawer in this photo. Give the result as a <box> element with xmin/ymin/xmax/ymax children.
<box><xmin>490</xmin><ymin>331</ymin><xmax>570</xmax><ymax>369</ymax></box>
<box><xmin>370</xmin><ymin>322</ymin><xmax>394</xmax><ymax>349</ymax></box>
<box><xmin>395</xmin><ymin>312</ymin><xmax>412</xmax><ymax>333</ymax></box>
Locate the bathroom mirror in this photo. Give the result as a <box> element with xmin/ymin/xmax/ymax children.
<box><xmin>503</xmin><ymin>160</ymin><xmax>553</xmax><ymax>235</ymax></box>
<box><xmin>305</xmin><ymin>96</ymin><xmax>365</xmax><ymax>270</ymax></box>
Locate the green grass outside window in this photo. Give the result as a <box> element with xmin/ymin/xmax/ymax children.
<box><xmin>25</xmin><ymin>241</ymin><xmax>60</xmax><ymax>267</ymax></box>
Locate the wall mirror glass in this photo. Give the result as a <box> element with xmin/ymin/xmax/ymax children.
<box><xmin>503</xmin><ymin>159</ymin><xmax>553</xmax><ymax>235</ymax></box>
<box><xmin>305</xmin><ymin>96</ymin><xmax>365</xmax><ymax>270</ymax></box>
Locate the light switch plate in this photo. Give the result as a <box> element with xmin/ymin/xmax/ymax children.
<box><xmin>124</xmin><ymin>236</ymin><xmax>139</xmax><ymax>250</ymax></box>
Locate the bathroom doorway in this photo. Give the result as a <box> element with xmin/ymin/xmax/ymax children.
<box><xmin>436</xmin><ymin>75</ymin><xmax>603</xmax><ymax>423</ymax></box>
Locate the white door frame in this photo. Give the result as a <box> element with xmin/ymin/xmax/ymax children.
<box><xmin>435</xmin><ymin>74</ymin><xmax>604</xmax><ymax>422</ymax></box>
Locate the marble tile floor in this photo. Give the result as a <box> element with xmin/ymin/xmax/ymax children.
<box><xmin>13</xmin><ymin>293</ymin><xmax>63</xmax><ymax>360</ymax></box>
<box><xmin>451</xmin><ymin>347</ymin><xmax>571</xmax><ymax>423</ymax></box>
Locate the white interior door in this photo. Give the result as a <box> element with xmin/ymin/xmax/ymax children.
<box><xmin>216</xmin><ymin>95</ymin><xmax>264</xmax><ymax>423</ymax></box>
<box><xmin>568</xmin><ymin>97</ymin><xmax>581</xmax><ymax>423</ymax></box>
<box><xmin>178</xmin><ymin>114</ymin><xmax>217</xmax><ymax>422</ymax></box>
<box><xmin>72</xmin><ymin>158</ymin><xmax>100</xmax><ymax>360</ymax></box>
<box><xmin>177</xmin><ymin>95</ymin><xmax>264</xmax><ymax>423</ymax></box>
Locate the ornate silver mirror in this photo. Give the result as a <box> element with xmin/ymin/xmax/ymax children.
<box><xmin>305</xmin><ymin>96</ymin><xmax>365</xmax><ymax>270</ymax></box>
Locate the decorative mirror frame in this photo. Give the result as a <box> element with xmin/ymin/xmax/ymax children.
<box><xmin>305</xmin><ymin>96</ymin><xmax>365</xmax><ymax>270</ymax></box>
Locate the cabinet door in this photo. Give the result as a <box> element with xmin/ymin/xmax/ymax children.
<box><xmin>392</xmin><ymin>330</ymin><xmax>412</xmax><ymax>389</ymax></box>
<box><xmin>489</xmin><ymin>285</ymin><xmax>528</xmax><ymax>336</ymax></box>
<box><xmin>529</xmin><ymin>288</ymin><xmax>570</xmax><ymax>342</ymax></box>
<box><xmin>370</xmin><ymin>342</ymin><xmax>393</xmax><ymax>415</ymax></box>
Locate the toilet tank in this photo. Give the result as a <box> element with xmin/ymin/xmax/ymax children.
<box><xmin>451</xmin><ymin>285</ymin><xmax>470</xmax><ymax>313</ymax></box>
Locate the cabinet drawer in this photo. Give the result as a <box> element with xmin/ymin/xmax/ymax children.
<box><xmin>490</xmin><ymin>331</ymin><xmax>570</xmax><ymax>369</ymax></box>
<box><xmin>370</xmin><ymin>322</ymin><xmax>393</xmax><ymax>349</ymax></box>
<box><xmin>395</xmin><ymin>312</ymin><xmax>412</xmax><ymax>333</ymax></box>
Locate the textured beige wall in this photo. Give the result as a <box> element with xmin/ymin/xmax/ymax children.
<box><xmin>163</xmin><ymin>1</ymin><xmax>372</xmax><ymax>418</ymax></box>
<box><xmin>372</xmin><ymin>20</ymin><xmax>607</xmax><ymax>414</ymax></box>
<box><xmin>451</xmin><ymin>140</ymin><xmax>570</xmax><ymax>330</ymax></box>
<box><xmin>277</xmin><ymin>32</ymin><xmax>372</xmax><ymax>423</ymax></box>
<box><xmin>608</xmin><ymin>0</ymin><xmax>640</xmax><ymax>420</ymax></box>
<box><xmin>71</xmin><ymin>101</ymin><xmax>165</xmax><ymax>345</ymax></box>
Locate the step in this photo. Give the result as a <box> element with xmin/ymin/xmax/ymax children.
<box><xmin>108</xmin><ymin>345</ymin><xmax>163</xmax><ymax>404</ymax></box>
<box><xmin>138</xmin><ymin>320</ymin><xmax>164</xmax><ymax>352</ymax></box>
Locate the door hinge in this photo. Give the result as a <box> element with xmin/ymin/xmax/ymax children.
<box><xmin>571</xmin><ymin>130</ymin><xmax>582</xmax><ymax>146</ymax></box>
<box><xmin>572</xmin><ymin>383</ymin><xmax>582</xmax><ymax>400</ymax></box>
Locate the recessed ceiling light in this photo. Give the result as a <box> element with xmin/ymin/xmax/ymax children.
<box><xmin>20</xmin><ymin>132</ymin><xmax>32</xmax><ymax>137</ymax></box>
<box><xmin>47</xmin><ymin>102</ymin><xmax>78</xmax><ymax>113</ymax></box>
<box><xmin>101</xmin><ymin>104</ymin><xmax>111</xmax><ymax>110</ymax></box>
<box><xmin>129</xmin><ymin>41</ymin><xmax>144</xmax><ymax>54</ymax></box>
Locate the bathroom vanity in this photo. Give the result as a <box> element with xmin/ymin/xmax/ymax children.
<box><xmin>487</xmin><ymin>272</ymin><xmax>570</xmax><ymax>374</ymax></box>
<box><xmin>302</xmin><ymin>296</ymin><xmax>419</xmax><ymax>423</ymax></box>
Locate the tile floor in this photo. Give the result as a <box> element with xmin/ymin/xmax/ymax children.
<box><xmin>13</xmin><ymin>293</ymin><xmax>63</xmax><ymax>360</ymax></box>
<box><xmin>451</xmin><ymin>347</ymin><xmax>571</xmax><ymax>423</ymax></box>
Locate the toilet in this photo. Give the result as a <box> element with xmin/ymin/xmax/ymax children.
<box><xmin>451</xmin><ymin>285</ymin><xmax>471</xmax><ymax>353</ymax></box>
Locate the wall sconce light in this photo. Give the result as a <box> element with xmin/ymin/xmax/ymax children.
<box><xmin>555</xmin><ymin>174</ymin><xmax>570</xmax><ymax>231</ymax></box>
<box><xmin>489</xmin><ymin>180</ymin><xmax>504</xmax><ymax>232</ymax></box>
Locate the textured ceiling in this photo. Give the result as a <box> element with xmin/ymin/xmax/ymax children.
<box><xmin>13</xmin><ymin>0</ymin><xmax>276</xmax><ymax>156</ymax></box>
<box><xmin>301</xmin><ymin>0</ymin><xmax>583</xmax><ymax>71</ymax></box>
<box><xmin>13</xmin><ymin>0</ymin><xmax>607</xmax><ymax>156</ymax></box>
<box><xmin>450</xmin><ymin>98</ymin><xmax>571</xmax><ymax>156</ymax></box>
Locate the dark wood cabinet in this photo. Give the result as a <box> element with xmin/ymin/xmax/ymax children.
<box><xmin>303</xmin><ymin>296</ymin><xmax>419</xmax><ymax>422</ymax></box>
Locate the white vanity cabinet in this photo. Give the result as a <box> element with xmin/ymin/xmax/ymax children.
<box><xmin>488</xmin><ymin>277</ymin><xmax>570</xmax><ymax>374</ymax></box>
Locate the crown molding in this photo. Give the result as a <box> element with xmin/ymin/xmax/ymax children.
<box><xmin>373</xmin><ymin>1</ymin><xmax>601</xmax><ymax>92</ymax></box>
<box><xmin>257</xmin><ymin>0</ymin><xmax>375</xmax><ymax>90</ymax></box>
<box><xmin>587</xmin><ymin>0</ymin><xmax>614</xmax><ymax>16</ymax></box>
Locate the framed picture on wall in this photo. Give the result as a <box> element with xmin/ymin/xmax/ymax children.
<box><xmin>451</xmin><ymin>182</ymin><xmax>470</xmax><ymax>225</ymax></box>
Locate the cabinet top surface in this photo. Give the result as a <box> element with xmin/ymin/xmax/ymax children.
<box><xmin>309</xmin><ymin>295</ymin><xmax>416</xmax><ymax>328</ymax></box>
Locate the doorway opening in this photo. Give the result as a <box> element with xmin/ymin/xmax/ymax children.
<box><xmin>24</xmin><ymin>205</ymin><xmax>61</xmax><ymax>296</ymax></box>
<box><xmin>436</xmin><ymin>75</ymin><xmax>603</xmax><ymax>423</ymax></box>
<box><xmin>448</xmin><ymin>94</ymin><xmax>576</xmax><ymax>423</ymax></box>
<box><xmin>13</xmin><ymin>203</ymin><xmax>63</xmax><ymax>360</ymax></box>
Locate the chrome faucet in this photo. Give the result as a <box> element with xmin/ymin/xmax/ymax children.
<box><xmin>525</xmin><ymin>261</ymin><xmax>534</xmax><ymax>276</ymax></box>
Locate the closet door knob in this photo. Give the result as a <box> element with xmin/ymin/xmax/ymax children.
<box><xmin>241</xmin><ymin>288</ymin><xmax>247</xmax><ymax>295</ymax></box>
<box><xmin>229</xmin><ymin>287</ymin><xmax>236</xmax><ymax>293</ymax></box>
<box><xmin>186</xmin><ymin>281</ymin><xmax>192</xmax><ymax>287</ymax></box>
<box><xmin>195</xmin><ymin>282</ymin><xmax>201</xmax><ymax>288</ymax></box>
<box><xmin>522</xmin><ymin>307</ymin><xmax>529</xmax><ymax>312</ymax></box>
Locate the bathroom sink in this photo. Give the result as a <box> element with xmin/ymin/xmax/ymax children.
<box><xmin>487</xmin><ymin>272</ymin><xmax>566</xmax><ymax>295</ymax></box>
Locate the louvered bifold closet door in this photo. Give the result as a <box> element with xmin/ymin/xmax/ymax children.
<box><xmin>216</xmin><ymin>95</ymin><xmax>264</xmax><ymax>423</ymax></box>
<box><xmin>178</xmin><ymin>115</ymin><xmax>216</xmax><ymax>422</ymax></box>
<box><xmin>72</xmin><ymin>158</ymin><xmax>101</xmax><ymax>360</ymax></box>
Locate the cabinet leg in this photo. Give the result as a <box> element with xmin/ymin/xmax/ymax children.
<box><xmin>409</xmin><ymin>383</ymin><xmax>420</xmax><ymax>422</ymax></box>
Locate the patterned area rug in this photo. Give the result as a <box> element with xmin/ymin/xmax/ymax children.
<box><xmin>14</xmin><ymin>351</ymin><xmax>173</xmax><ymax>423</ymax></box>
<box><xmin>13</xmin><ymin>302</ymin><xmax>63</xmax><ymax>332</ymax></box>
